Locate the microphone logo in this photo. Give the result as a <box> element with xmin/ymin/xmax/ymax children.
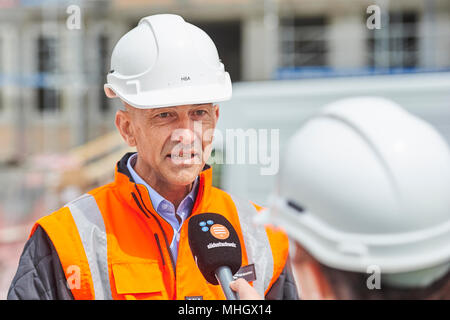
<box><xmin>198</xmin><ymin>219</ymin><xmax>230</xmax><ymax>240</ymax></box>
<box><xmin>210</xmin><ymin>224</ymin><xmax>230</xmax><ymax>240</ymax></box>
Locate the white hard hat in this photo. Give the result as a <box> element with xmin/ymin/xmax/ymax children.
<box><xmin>259</xmin><ymin>97</ymin><xmax>450</xmax><ymax>287</ymax></box>
<box><xmin>104</xmin><ymin>14</ymin><xmax>232</xmax><ymax>109</ymax></box>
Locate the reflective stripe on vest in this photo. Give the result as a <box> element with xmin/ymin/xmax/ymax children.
<box><xmin>230</xmin><ymin>195</ymin><xmax>274</xmax><ymax>297</ymax></box>
<box><xmin>65</xmin><ymin>193</ymin><xmax>273</xmax><ymax>299</ymax></box>
<box><xmin>65</xmin><ymin>194</ymin><xmax>112</xmax><ymax>300</ymax></box>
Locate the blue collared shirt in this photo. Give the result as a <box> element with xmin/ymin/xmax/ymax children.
<box><xmin>127</xmin><ymin>153</ymin><xmax>198</xmax><ymax>262</ymax></box>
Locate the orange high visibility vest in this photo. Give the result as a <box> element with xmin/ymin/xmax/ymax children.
<box><xmin>30</xmin><ymin>154</ymin><xmax>289</xmax><ymax>300</ymax></box>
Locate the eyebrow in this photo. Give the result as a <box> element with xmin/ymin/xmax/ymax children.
<box><xmin>196</xmin><ymin>103</ymin><xmax>216</xmax><ymax>110</ymax></box>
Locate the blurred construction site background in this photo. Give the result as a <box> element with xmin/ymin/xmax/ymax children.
<box><xmin>0</xmin><ymin>0</ymin><xmax>449</xmax><ymax>299</ymax></box>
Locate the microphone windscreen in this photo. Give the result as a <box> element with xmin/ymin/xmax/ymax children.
<box><xmin>188</xmin><ymin>213</ymin><xmax>242</xmax><ymax>285</ymax></box>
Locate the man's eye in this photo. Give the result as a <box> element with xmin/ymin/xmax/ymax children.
<box><xmin>194</xmin><ymin>110</ymin><xmax>207</xmax><ymax>116</ymax></box>
<box><xmin>158</xmin><ymin>112</ymin><xmax>170</xmax><ymax>118</ymax></box>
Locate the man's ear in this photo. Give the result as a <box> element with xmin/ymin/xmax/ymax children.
<box><xmin>115</xmin><ymin>109</ymin><xmax>136</xmax><ymax>147</ymax></box>
<box><xmin>214</xmin><ymin>104</ymin><xmax>220</xmax><ymax>122</ymax></box>
<box><xmin>104</xmin><ymin>85</ymin><xmax>117</xmax><ymax>98</ymax></box>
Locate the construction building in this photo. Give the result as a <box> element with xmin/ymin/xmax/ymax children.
<box><xmin>0</xmin><ymin>0</ymin><xmax>449</xmax><ymax>160</ymax></box>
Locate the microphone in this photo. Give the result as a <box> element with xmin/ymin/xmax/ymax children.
<box><xmin>188</xmin><ymin>213</ymin><xmax>242</xmax><ymax>300</ymax></box>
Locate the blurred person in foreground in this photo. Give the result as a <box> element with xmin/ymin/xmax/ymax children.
<box><xmin>230</xmin><ymin>97</ymin><xmax>450</xmax><ymax>299</ymax></box>
<box><xmin>7</xmin><ymin>14</ymin><xmax>297</xmax><ymax>300</ymax></box>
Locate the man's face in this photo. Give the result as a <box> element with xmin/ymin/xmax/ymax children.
<box><xmin>115</xmin><ymin>103</ymin><xmax>219</xmax><ymax>187</ymax></box>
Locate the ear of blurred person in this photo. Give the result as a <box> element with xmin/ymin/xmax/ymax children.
<box><xmin>291</xmin><ymin>242</ymin><xmax>450</xmax><ymax>300</ymax></box>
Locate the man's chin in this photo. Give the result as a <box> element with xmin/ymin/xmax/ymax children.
<box><xmin>162</xmin><ymin>161</ymin><xmax>204</xmax><ymax>185</ymax></box>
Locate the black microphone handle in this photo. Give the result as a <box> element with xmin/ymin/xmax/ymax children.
<box><xmin>215</xmin><ymin>266</ymin><xmax>239</xmax><ymax>300</ymax></box>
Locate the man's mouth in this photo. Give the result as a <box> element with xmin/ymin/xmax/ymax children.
<box><xmin>165</xmin><ymin>151</ymin><xmax>201</xmax><ymax>164</ymax></box>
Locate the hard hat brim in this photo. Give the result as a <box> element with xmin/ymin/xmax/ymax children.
<box><xmin>104</xmin><ymin>74</ymin><xmax>232</xmax><ymax>109</ymax></box>
<box><xmin>264</xmin><ymin>195</ymin><xmax>450</xmax><ymax>275</ymax></box>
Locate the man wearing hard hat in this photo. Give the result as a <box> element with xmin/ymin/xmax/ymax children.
<box><xmin>8</xmin><ymin>14</ymin><xmax>298</xmax><ymax>300</ymax></box>
<box><xmin>231</xmin><ymin>97</ymin><xmax>450</xmax><ymax>299</ymax></box>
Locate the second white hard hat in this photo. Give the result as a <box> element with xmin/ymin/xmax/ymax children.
<box><xmin>259</xmin><ymin>97</ymin><xmax>450</xmax><ymax>287</ymax></box>
<box><xmin>104</xmin><ymin>14</ymin><xmax>232</xmax><ymax>109</ymax></box>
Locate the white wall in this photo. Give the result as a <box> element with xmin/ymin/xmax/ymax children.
<box><xmin>217</xmin><ymin>72</ymin><xmax>450</xmax><ymax>206</ymax></box>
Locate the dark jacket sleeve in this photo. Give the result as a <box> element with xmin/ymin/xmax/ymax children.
<box><xmin>265</xmin><ymin>257</ymin><xmax>299</xmax><ymax>300</ymax></box>
<box><xmin>7</xmin><ymin>225</ymin><xmax>74</xmax><ymax>300</ymax></box>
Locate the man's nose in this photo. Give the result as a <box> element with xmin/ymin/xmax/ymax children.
<box><xmin>172</xmin><ymin>117</ymin><xmax>200</xmax><ymax>144</ymax></box>
<box><xmin>173</xmin><ymin>128</ymin><xmax>196</xmax><ymax>144</ymax></box>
